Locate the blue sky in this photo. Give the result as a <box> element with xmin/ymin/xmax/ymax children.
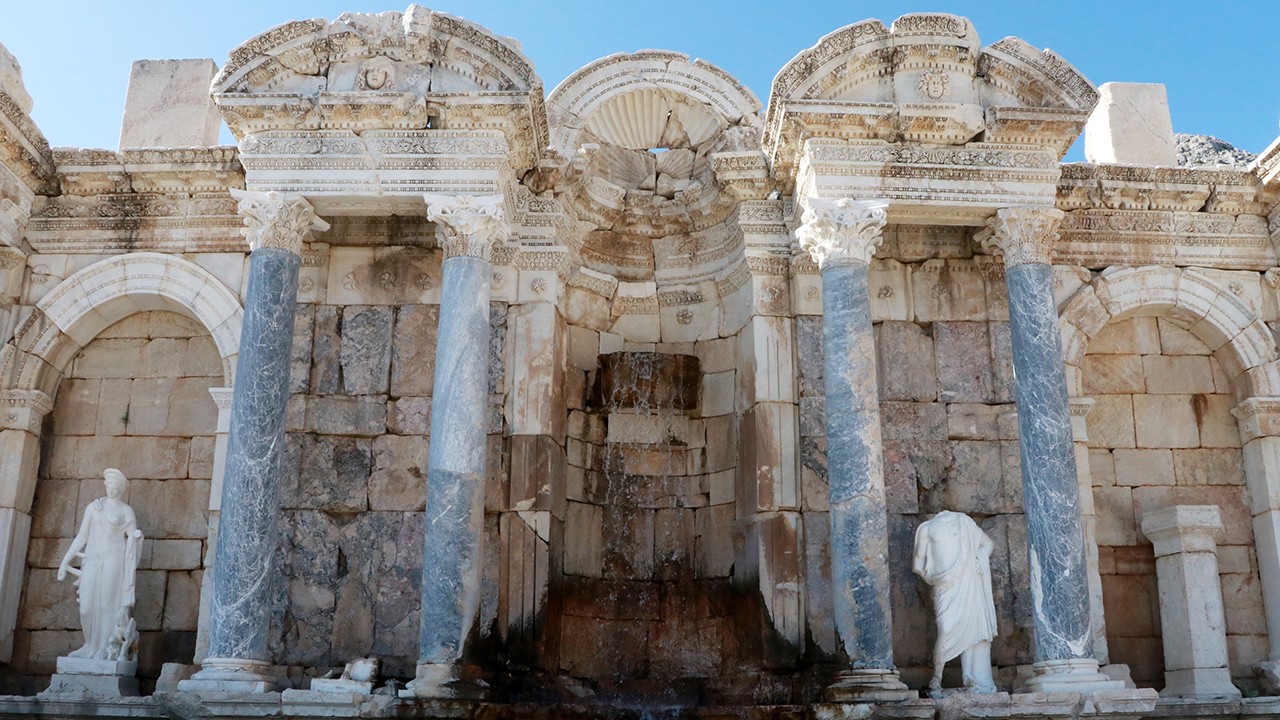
<box><xmin>4</xmin><ymin>1</ymin><xmax>1278</xmax><ymax>162</ymax></box>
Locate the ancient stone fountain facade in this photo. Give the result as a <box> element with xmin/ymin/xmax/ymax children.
<box><xmin>1</xmin><ymin>6</ymin><xmax>1280</xmax><ymax>719</ymax></box>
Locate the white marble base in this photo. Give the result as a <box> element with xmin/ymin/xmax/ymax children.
<box><xmin>310</xmin><ymin>677</ymin><xmax>373</xmax><ymax>695</ymax></box>
<box><xmin>1163</xmin><ymin>667</ymin><xmax>1241</xmax><ymax>699</ymax></box>
<box><xmin>824</xmin><ymin>668</ymin><xmax>919</xmax><ymax>703</ymax></box>
<box><xmin>56</xmin><ymin>656</ymin><xmax>137</xmax><ymax>676</ymax></box>
<box><xmin>178</xmin><ymin>657</ymin><xmax>279</xmax><ymax>693</ymax></box>
<box><xmin>1022</xmin><ymin>659</ymin><xmax>1125</xmax><ymax>693</ymax></box>
<box><xmin>400</xmin><ymin>662</ymin><xmax>485</xmax><ymax>699</ymax></box>
<box><xmin>40</xmin><ymin>655</ymin><xmax>139</xmax><ymax>697</ymax></box>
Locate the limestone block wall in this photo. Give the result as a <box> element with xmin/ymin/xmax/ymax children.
<box><xmin>799</xmin><ymin>255</ymin><xmax>1036</xmax><ymax>688</ymax></box>
<box><xmin>556</xmin><ymin>326</ymin><xmax>746</xmax><ymax>694</ymax></box>
<box><xmin>1084</xmin><ymin>316</ymin><xmax>1266</xmax><ymax>688</ymax></box>
<box><xmin>13</xmin><ymin>311</ymin><xmax>218</xmax><ymax>691</ymax></box>
<box><xmin>267</xmin><ymin>283</ymin><xmax>508</xmax><ymax>679</ymax></box>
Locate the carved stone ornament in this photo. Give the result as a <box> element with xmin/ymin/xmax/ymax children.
<box><xmin>230</xmin><ymin>190</ymin><xmax>330</xmax><ymax>255</ymax></box>
<box><xmin>423</xmin><ymin>193</ymin><xmax>511</xmax><ymax>262</ymax></box>
<box><xmin>981</xmin><ymin>206</ymin><xmax>1065</xmax><ymax>268</ymax></box>
<box><xmin>795</xmin><ymin>197</ymin><xmax>889</xmax><ymax>269</ymax></box>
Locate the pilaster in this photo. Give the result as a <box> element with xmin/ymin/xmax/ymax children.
<box><xmin>0</xmin><ymin>389</ymin><xmax>52</xmax><ymax>663</ymax></box>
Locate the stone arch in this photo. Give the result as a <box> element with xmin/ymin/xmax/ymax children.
<box><xmin>1059</xmin><ymin>266</ymin><xmax>1279</xmax><ymax>399</ymax></box>
<box><xmin>1061</xmin><ymin>265</ymin><xmax>1280</xmax><ymax>683</ymax></box>
<box><xmin>3</xmin><ymin>253</ymin><xmax>242</xmax><ymax>396</ymax></box>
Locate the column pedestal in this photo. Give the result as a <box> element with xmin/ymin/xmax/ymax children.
<box><xmin>1142</xmin><ymin>505</ymin><xmax>1240</xmax><ymax>699</ymax></box>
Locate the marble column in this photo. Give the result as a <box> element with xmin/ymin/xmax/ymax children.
<box><xmin>408</xmin><ymin>193</ymin><xmax>509</xmax><ymax>699</ymax></box>
<box><xmin>982</xmin><ymin>207</ymin><xmax>1120</xmax><ymax>693</ymax></box>
<box><xmin>797</xmin><ymin>197</ymin><xmax>911</xmax><ymax>702</ymax></box>
<box><xmin>1141</xmin><ymin>505</ymin><xmax>1240</xmax><ymax>699</ymax></box>
<box><xmin>181</xmin><ymin>191</ymin><xmax>327</xmax><ymax>694</ymax></box>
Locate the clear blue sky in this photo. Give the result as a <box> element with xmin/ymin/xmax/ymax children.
<box><xmin>4</xmin><ymin>1</ymin><xmax>1279</xmax><ymax>163</ymax></box>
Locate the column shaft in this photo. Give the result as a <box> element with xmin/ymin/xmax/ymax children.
<box><xmin>206</xmin><ymin>246</ymin><xmax>301</xmax><ymax>663</ymax></box>
<box><xmin>1005</xmin><ymin>262</ymin><xmax>1093</xmax><ymax>663</ymax></box>
<box><xmin>182</xmin><ymin>190</ymin><xmax>325</xmax><ymax>693</ymax></box>
<box><xmin>821</xmin><ymin>261</ymin><xmax>894</xmax><ymax>669</ymax></box>
<box><xmin>418</xmin><ymin>255</ymin><xmax>491</xmax><ymax>662</ymax></box>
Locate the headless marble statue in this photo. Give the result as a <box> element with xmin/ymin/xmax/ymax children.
<box><xmin>57</xmin><ymin>469</ymin><xmax>144</xmax><ymax>662</ymax></box>
<box><xmin>913</xmin><ymin>510</ymin><xmax>997</xmax><ymax>695</ymax></box>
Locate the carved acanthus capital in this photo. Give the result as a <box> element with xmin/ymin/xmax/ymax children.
<box><xmin>231</xmin><ymin>190</ymin><xmax>329</xmax><ymax>255</ymax></box>
<box><xmin>424</xmin><ymin>193</ymin><xmax>510</xmax><ymax>262</ymax></box>
<box><xmin>795</xmin><ymin>197</ymin><xmax>888</xmax><ymax>269</ymax></box>
<box><xmin>981</xmin><ymin>206</ymin><xmax>1065</xmax><ymax>268</ymax></box>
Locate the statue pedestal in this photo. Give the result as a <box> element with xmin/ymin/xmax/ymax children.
<box><xmin>40</xmin><ymin>656</ymin><xmax>139</xmax><ymax>697</ymax></box>
<box><xmin>311</xmin><ymin>677</ymin><xmax>374</xmax><ymax>695</ymax></box>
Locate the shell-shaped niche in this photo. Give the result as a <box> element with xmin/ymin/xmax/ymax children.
<box><xmin>583</xmin><ymin>88</ymin><xmax>727</xmax><ymax>150</ymax></box>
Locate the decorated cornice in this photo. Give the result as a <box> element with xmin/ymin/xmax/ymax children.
<box><xmin>424</xmin><ymin>193</ymin><xmax>510</xmax><ymax>261</ymax></box>
<box><xmin>981</xmin><ymin>206</ymin><xmax>1064</xmax><ymax>268</ymax></box>
<box><xmin>54</xmin><ymin>147</ymin><xmax>244</xmax><ymax>197</ymax></box>
<box><xmin>232</xmin><ymin>190</ymin><xmax>329</xmax><ymax>255</ymax></box>
<box><xmin>795</xmin><ymin>197</ymin><xmax>888</xmax><ymax>269</ymax></box>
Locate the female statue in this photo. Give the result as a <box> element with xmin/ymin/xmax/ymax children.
<box><xmin>57</xmin><ymin>468</ymin><xmax>144</xmax><ymax>662</ymax></box>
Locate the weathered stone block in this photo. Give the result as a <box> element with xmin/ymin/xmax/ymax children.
<box><xmin>1113</xmin><ymin>448</ymin><xmax>1175</xmax><ymax>487</ymax></box>
<box><xmin>1090</xmin><ymin>317</ymin><xmax>1161</xmax><ymax>355</ymax></box>
<box><xmin>1094</xmin><ymin>486</ymin><xmax>1137</xmax><ymax>545</ymax></box>
<box><xmin>1172</xmin><ymin>448</ymin><xmax>1245</xmax><ymax>486</ymax></box>
<box><xmin>934</xmin><ymin>322</ymin><xmax>999</xmax><ymax>403</ymax></box>
<box><xmin>1196</xmin><ymin>394</ymin><xmax>1241</xmax><ymax>448</ymax></box>
<box><xmin>1134</xmin><ymin>394</ymin><xmax>1201</xmax><ymax>448</ymax></box>
<box><xmin>1142</xmin><ymin>355</ymin><xmax>1215</xmax><ymax>394</ymax></box>
<box><xmin>305</xmin><ymin>396</ymin><xmax>387</xmax><ymax>436</ymax></box>
<box><xmin>146</xmin><ymin>539</ymin><xmax>203</xmax><ymax>570</ymax></box>
<box><xmin>387</xmin><ymin>396</ymin><xmax>431</xmax><ymax>435</ymax></box>
<box><xmin>1088</xmin><ymin>394</ymin><xmax>1137</xmax><ymax>448</ymax></box>
<box><xmin>340</xmin><ymin>306</ymin><xmax>393</xmax><ymax>395</ymax></box>
<box><xmin>1158</xmin><ymin>319</ymin><xmax>1210</xmax><ymax>355</ymax></box>
<box><xmin>796</xmin><ymin>316</ymin><xmax>824</xmax><ymax>398</ymax></box>
<box><xmin>282</xmin><ymin>434</ymin><xmax>371</xmax><ymax>512</ymax></box>
<box><xmin>390</xmin><ymin>304</ymin><xmax>438</xmax><ymax>398</ymax></box>
<box><xmin>1101</xmin><ymin>573</ymin><xmax>1160</xmax><ymax>638</ymax></box>
<box><xmin>310</xmin><ymin>305</ymin><xmax>342</xmax><ymax>394</ymax></box>
<box><xmin>118</xmin><ymin>59</ymin><xmax>220</xmax><ymax>148</ymax></box>
<box><xmin>51</xmin><ymin>378</ymin><xmax>99</xmax><ymax>436</ymax></box>
<box><xmin>162</xmin><ymin>570</ymin><xmax>202</xmax><ymax>631</ymax></box>
<box><xmin>876</xmin><ymin>321</ymin><xmax>937</xmax><ymax>402</ymax></box>
<box><xmin>694</xmin><ymin>504</ymin><xmax>734</xmax><ymax>578</ymax></box>
<box><xmin>1084</xmin><ymin>82</ymin><xmax>1177</xmax><ymax>165</ymax></box>
<box><xmin>564</xmin><ymin>502</ymin><xmax>603</xmax><ymax>578</ymax></box>
<box><xmin>1083</xmin><ymin>354</ymin><xmax>1146</xmax><ymax>394</ymax></box>
<box><xmin>369</xmin><ymin>435</ymin><xmax>427</xmax><ymax>512</ymax></box>
<box><xmin>1090</xmin><ymin>448</ymin><xmax>1116</xmax><ymax>487</ymax></box>
<box><xmin>130</xmin><ymin>479</ymin><xmax>209</xmax><ymax>538</ymax></box>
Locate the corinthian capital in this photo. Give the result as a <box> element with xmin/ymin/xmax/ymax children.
<box><xmin>981</xmin><ymin>206</ymin><xmax>1065</xmax><ymax>268</ymax></box>
<box><xmin>795</xmin><ymin>197</ymin><xmax>888</xmax><ymax>269</ymax></box>
<box><xmin>231</xmin><ymin>190</ymin><xmax>329</xmax><ymax>255</ymax></box>
<box><xmin>424</xmin><ymin>193</ymin><xmax>510</xmax><ymax>262</ymax></box>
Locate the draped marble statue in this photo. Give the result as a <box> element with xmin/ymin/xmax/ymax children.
<box><xmin>57</xmin><ymin>469</ymin><xmax>144</xmax><ymax>662</ymax></box>
<box><xmin>913</xmin><ymin>510</ymin><xmax>998</xmax><ymax>695</ymax></box>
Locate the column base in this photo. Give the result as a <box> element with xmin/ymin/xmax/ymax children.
<box><xmin>825</xmin><ymin>668</ymin><xmax>918</xmax><ymax>703</ymax></box>
<box><xmin>399</xmin><ymin>662</ymin><xmax>487</xmax><ymax>700</ymax></box>
<box><xmin>1254</xmin><ymin>660</ymin><xmax>1280</xmax><ymax>695</ymax></box>
<box><xmin>177</xmin><ymin>657</ymin><xmax>279</xmax><ymax>693</ymax></box>
<box><xmin>1162</xmin><ymin>667</ymin><xmax>1241</xmax><ymax>699</ymax></box>
<box><xmin>1020</xmin><ymin>659</ymin><xmax>1125</xmax><ymax>693</ymax></box>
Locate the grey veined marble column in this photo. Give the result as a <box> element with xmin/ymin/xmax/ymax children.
<box><xmin>982</xmin><ymin>207</ymin><xmax>1121</xmax><ymax>693</ymax></box>
<box><xmin>407</xmin><ymin>193</ymin><xmax>509</xmax><ymax>699</ymax></box>
<box><xmin>181</xmin><ymin>191</ymin><xmax>327</xmax><ymax>694</ymax></box>
<box><xmin>798</xmin><ymin>198</ymin><xmax>912</xmax><ymax>702</ymax></box>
